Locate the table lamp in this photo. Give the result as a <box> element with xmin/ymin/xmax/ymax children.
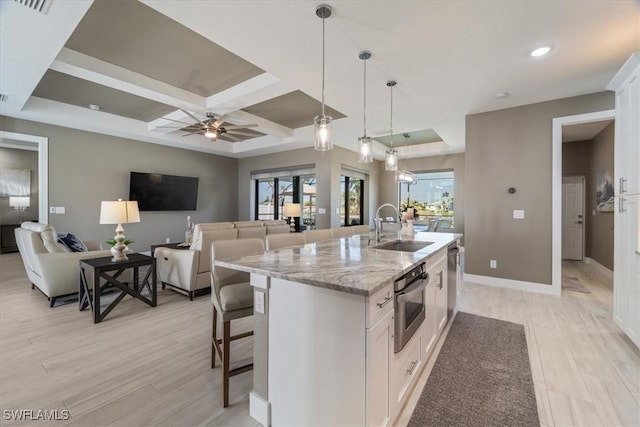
<box><xmin>283</xmin><ymin>203</ymin><xmax>301</xmax><ymax>232</ymax></box>
<box><xmin>99</xmin><ymin>198</ymin><xmax>140</xmax><ymax>262</ymax></box>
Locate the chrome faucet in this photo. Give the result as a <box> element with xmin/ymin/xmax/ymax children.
<box><xmin>374</xmin><ymin>203</ymin><xmax>400</xmax><ymax>243</ymax></box>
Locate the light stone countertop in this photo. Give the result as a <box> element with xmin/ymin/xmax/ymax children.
<box><xmin>213</xmin><ymin>231</ymin><xmax>460</xmax><ymax>296</ymax></box>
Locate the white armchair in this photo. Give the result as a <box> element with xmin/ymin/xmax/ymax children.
<box><xmin>155</xmin><ymin>227</ymin><xmax>238</xmax><ymax>300</ymax></box>
<box><xmin>14</xmin><ymin>221</ymin><xmax>111</xmax><ymax>307</ymax></box>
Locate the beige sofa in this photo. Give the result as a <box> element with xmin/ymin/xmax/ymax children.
<box><xmin>155</xmin><ymin>220</ymin><xmax>289</xmax><ymax>300</ymax></box>
<box><xmin>14</xmin><ymin>222</ymin><xmax>112</xmax><ymax>307</ymax></box>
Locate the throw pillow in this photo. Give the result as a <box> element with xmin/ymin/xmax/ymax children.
<box><xmin>57</xmin><ymin>232</ymin><xmax>88</xmax><ymax>252</ymax></box>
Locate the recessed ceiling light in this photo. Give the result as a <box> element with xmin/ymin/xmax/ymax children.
<box><xmin>495</xmin><ymin>91</ymin><xmax>511</xmax><ymax>99</ymax></box>
<box><xmin>530</xmin><ymin>46</ymin><xmax>551</xmax><ymax>57</ymax></box>
<box><xmin>89</xmin><ymin>104</ymin><xmax>101</xmax><ymax>110</ymax></box>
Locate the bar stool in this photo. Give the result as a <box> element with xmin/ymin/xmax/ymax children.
<box><xmin>210</xmin><ymin>238</ymin><xmax>265</xmax><ymax>407</ymax></box>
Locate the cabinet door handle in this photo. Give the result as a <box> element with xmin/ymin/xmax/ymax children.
<box><xmin>619</xmin><ymin>197</ymin><xmax>627</xmax><ymax>213</ymax></box>
<box><xmin>620</xmin><ymin>177</ymin><xmax>627</xmax><ymax>194</ymax></box>
<box><xmin>407</xmin><ymin>360</ymin><xmax>418</xmax><ymax>375</ymax></box>
<box><xmin>437</xmin><ymin>271</ymin><xmax>443</xmax><ymax>290</ymax></box>
<box><xmin>376</xmin><ymin>295</ymin><xmax>393</xmax><ymax>308</ymax></box>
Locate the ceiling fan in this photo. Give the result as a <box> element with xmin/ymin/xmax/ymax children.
<box><xmin>159</xmin><ymin>109</ymin><xmax>259</xmax><ymax>142</ymax></box>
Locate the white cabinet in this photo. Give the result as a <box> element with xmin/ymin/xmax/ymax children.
<box><xmin>434</xmin><ymin>257</ymin><xmax>448</xmax><ymax>334</ymax></box>
<box><xmin>390</xmin><ymin>332</ymin><xmax>422</xmax><ymax>420</ymax></box>
<box><xmin>608</xmin><ymin>52</ymin><xmax>640</xmax><ymax>349</ymax></box>
<box><xmin>366</xmin><ymin>310</ymin><xmax>393</xmax><ymax>427</ymax></box>
<box><xmin>423</xmin><ymin>270</ymin><xmax>437</xmax><ymax>358</ymax></box>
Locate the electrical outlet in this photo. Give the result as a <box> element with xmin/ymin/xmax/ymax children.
<box><xmin>513</xmin><ymin>210</ymin><xmax>525</xmax><ymax>219</ymax></box>
<box><xmin>490</xmin><ymin>259</ymin><xmax>497</xmax><ymax>269</ymax></box>
<box><xmin>55</xmin><ymin>207</ymin><xmax>65</xmax><ymax>214</ymax></box>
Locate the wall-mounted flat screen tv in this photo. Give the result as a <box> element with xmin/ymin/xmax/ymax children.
<box><xmin>129</xmin><ymin>172</ymin><xmax>198</xmax><ymax>211</ymax></box>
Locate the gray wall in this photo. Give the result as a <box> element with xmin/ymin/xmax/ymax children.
<box><xmin>465</xmin><ymin>92</ymin><xmax>614</xmax><ymax>284</ymax></box>
<box><xmin>0</xmin><ymin>116</ymin><xmax>239</xmax><ymax>251</ymax></box>
<box><xmin>0</xmin><ymin>147</ymin><xmax>39</xmax><ymax>225</ymax></box>
<box><xmin>379</xmin><ymin>153</ymin><xmax>466</xmax><ymax>239</ymax></box>
<box><xmin>589</xmin><ymin>122</ymin><xmax>614</xmax><ymax>270</ymax></box>
<box><xmin>238</xmin><ymin>146</ymin><xmax>381</xmax><ymax>229</ymax></box>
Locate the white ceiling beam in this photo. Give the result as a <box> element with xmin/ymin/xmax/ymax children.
<box><xmin>206</xmin><ymin>72</ymin><xmax>296</xmax><ymax>114</ymax></box>
<box><xmin>51</xmin><ymin>48</ymin><xmax>207</xmax><ymax>113</ymax></box>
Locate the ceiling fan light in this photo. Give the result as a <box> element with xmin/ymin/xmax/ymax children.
<box><xmin>204</xmin><ymin>128</ymin><xmax>217</xmax><ymax>139</ymax></box>
<box><xmin>314</xmin><ymin>115</ymin><xmax>333</xmax><ymax>151</ymax></box>
<box><xmin>358</xmin><ymin>136</ymin><xmax>373</xmax><ymax>163</ymax></box>
<box><xmin>385</xmin><ymin>148</ymin><xmax>398</xmax><ymax>171</ymax></box>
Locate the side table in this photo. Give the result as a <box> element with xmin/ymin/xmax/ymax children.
<box><xmin>150</xmin><ymin>242</ymin><xmax>190</xmax><ymax>256</ymax></box>
<box><xmin>79</xmin><ymin>253</ymin><xmax>157</xmax><ymax>323</ymax></box>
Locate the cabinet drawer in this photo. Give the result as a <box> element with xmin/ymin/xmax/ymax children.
<box><xmin>367</xmin><ymin>284</ymin><xmax>394</xmax><ymax>328</ymax></box>
<box><xmin>391</xmin><ymin>333</ymin><xmax>422</xmax><ymax>409</ymax></box>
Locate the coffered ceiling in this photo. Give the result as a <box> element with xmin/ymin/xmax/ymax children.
<box><xmin>1</xmin><ymin>0</ymin><xmax>638</xmax><ymax>159</ymax></box>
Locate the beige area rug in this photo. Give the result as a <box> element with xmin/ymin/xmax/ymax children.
<box><xmin>408</xmin><ymin>312</ymin><xmax>539</xmax><ymax>427</ymax></box>
<box><xmin>562</xmin><ymin>275</ymin><xmax>591</xmax><ymax>293</ymax></box>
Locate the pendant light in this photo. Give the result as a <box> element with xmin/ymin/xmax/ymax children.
<box><xmin>313</xmin><ymin>4</ymin><xmax>333</xmax><ymax>151</ymax></box>
<box><xmin>357</xmin><ymin>51</ymin><xmax>373</xmax><ymax>163</ymax></box>
<box><xmin>396</xmin><ymin>133</ymin><xmax>417</xmax><ymax>185</ymax></box>
<box><xmin>384</xmin><ymin>80</ymin><xmax>398</xmax><ymax>171</ymax></box>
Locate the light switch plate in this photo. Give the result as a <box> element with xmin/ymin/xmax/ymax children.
<box><xmin>55</xmin><ymin>207</ymin><xmax>65</xmax><ymax>214</ymax></box>
<box><xmin>254</xmin><ymin>291</ymin><xmax>265</xmax><ymax>314</ymax></box>
<box><xmin>318</xmin><ymin>208</ymin><xmax>326</xmax><ymax>214</ymax></box>
<box><xmin>513</xmin><ymin>209</ymin><xmax>525</xmax><ymax>219</ymax></box>
<box><xmin>49</xmin><ymin>207</ymin><xmax>56</xmax><ymax>214</ymax></box>
<box><xmin>490</xmin><ymin>259</ymin><xmax>497</xmax><ymax>269</ymax></box>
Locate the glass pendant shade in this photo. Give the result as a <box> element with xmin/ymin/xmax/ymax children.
<box><xmin>358</xmin><ymin>136</ymin><xmax>373</xmax><ymax>163</ymax></box>
<box><xmin>395</xmin><ymin>170</ymin><xmax>417</xmax><ymax>185</ymax></box>
<box><xmin>385</xmin><ymin>148</ymin><xmax>398</xmax><ymax>171</ymax></box>
<box><xmin>314</xmin><ymin>115</ymin><xmax>333</xmax><ymax>151</ymax></box>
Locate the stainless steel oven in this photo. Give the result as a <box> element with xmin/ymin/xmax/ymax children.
<box><xmin>394</xmin><ymin>263</ymin><xmax>428</xmax><ymax>353</ymax></box>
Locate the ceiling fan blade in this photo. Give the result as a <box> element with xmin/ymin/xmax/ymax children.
<box><xmin>212</xmin><ymin>114</ymin><xmax>230</xmax><ymax>128</ymax></box>
<box><xmin>180</xmin><ymin>109</ymin><xmax>205</xmax><ymax>125</ymax></box>
<box><xmin>226</xmin><ymin>130</ymin><xmax>259</xmax><ymax>137</ymax></box>
<box><xmin>159</xmin><ymin>116</ymin><xmax>198</xmax><ymax>126</ymax></box>
<box><xmin>220</xmin><ymin>133</ymin><xmax>241</xmax><ymax>142</ymax></box>
<box><xmin>222</xmin><ymin>124</ymin><xmax>258</xmax><ymax>130</ymax></box>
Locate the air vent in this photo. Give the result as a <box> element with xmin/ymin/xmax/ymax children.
<box><xmin>13</xmin><ymin>0</ymin><xmax>51</xmax><ymax>14</ymax></box>
<box><xmin>0</xmin><ymin>94</ymin><xmax>8</xmax><ymax>102</ymax></box>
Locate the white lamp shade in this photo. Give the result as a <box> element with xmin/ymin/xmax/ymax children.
<box><xmin>99</xmin><ymin>200</ymin><xmax>140</xmax><ymax>225</ymax></box>
<box><xmin>9</xmin><ymin>196</ymin><xmax>30</xmax><ymax>208</ymax></box>
<box><xmin>284</xmin><ymin>203</ymin><xmax>301</xmax><ymax>218</ymax></box>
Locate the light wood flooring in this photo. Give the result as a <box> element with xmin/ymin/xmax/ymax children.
<box><xmin>1</xmin><ymin>254</ymin><xmax>638</xmax><ymax>426</ymax></box>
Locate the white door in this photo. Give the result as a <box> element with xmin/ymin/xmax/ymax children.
<box><xmin>562</xmin><ymin>176</ymin><xmax>585</xmax><ymax>260</ymax></box>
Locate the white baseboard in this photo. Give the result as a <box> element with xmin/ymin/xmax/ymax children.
<box><xmin>250</xmin><ymin>391</ymin><xmax>270</xmax><ymax>426</ymax></box>
<box><xmin>584</xmin><ymin>257</ymin><xmax>614</xmax><ymax>280</ymax></box>
<box><xmin>464</xmin><ymin>273</ymin><xmax>560</xmax><ymax>296</ymax></box>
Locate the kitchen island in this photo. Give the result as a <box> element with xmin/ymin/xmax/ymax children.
<box><xmin>214</xmin><ymin>231</ymin><xmax>459</xmax><ymax>426</ymax></box>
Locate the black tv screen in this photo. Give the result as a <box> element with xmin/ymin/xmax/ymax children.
<box><xmin>129</xmin><ymin>172</ymin><xmax>198</xmax><ymax>211</ymax></box>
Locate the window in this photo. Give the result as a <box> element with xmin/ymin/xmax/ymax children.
<box><xmin>340</xmin><ymin>175</ymin><xmax>364</xmax><ymax>226</ymax></box>
<box><xmin>254</xmin><ymin>171</ymin><xmax>317</xmax><ymax>230</ymax></box>
<box><xmin>256</xmin><ymin>178</ymin><xmax>276</xmax><ymax>221</ymax></box>
<box><xmin>399</xmin><ymin>171</ymin><xmax>454</xmax><ymax>225</ymax></box>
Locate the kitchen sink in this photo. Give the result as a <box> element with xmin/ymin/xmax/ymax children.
<box><xmin>374</xmin><ymin>240</ymin><xmax>434</xmax><ymax>252</ymax></box>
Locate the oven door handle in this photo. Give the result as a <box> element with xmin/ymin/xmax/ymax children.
<box><xmin>396</xmin><ymin>273</ymin><xmax>428</xmax><ymax>302</ymax></box>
